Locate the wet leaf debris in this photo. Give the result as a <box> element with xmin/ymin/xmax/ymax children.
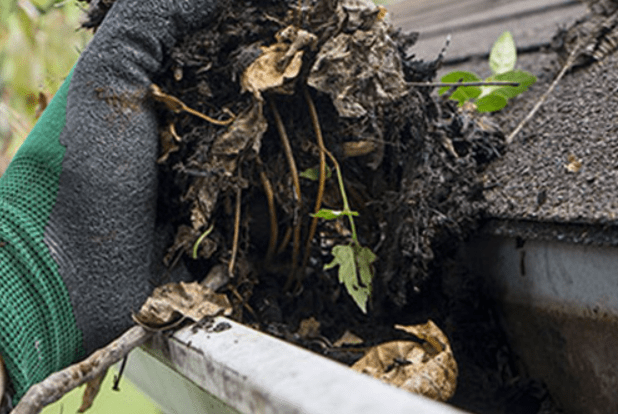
<box><xmin>80</xmin><ymin>0</ymin><xmax>505</xmax><ymax>325</ymax></box>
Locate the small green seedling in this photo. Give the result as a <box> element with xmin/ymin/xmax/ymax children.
<box><xmin>439</xmin><ymin>31</ymin><xmax>537</xmax><ymax>112</ymax></box>
<box><xmin>312</xmin><ymin>161</ymin><xmax>375</xmax><ymax>313</ymax></box>
<box><xmin>300</xmin><ymin>165</ymin><xmax>332</xmax><ymax>181</ymax></box>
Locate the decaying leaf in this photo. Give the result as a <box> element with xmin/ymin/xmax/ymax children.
<box><xmin>157</xmin><ymin>123</ymin><xmax>181</xmax><ymax>164</ymax></box>
<box><xmin>296</xmin><ymin>317</ymin><xmax>321</xmax><ymax>339</ymax></box>
<box><xmin>333</xmin><ymin>330</ymin><xmax>364</xmax><ymax>347</ymax></box>
<box><xmin>351</xmin><ymin>320</ymin><xmax>458</xmax><ymax>402</ymax></box>
<box><xmin>78</xmin><ymin>370</ymin><xmax>107</xmax><ymax>413</ymax></box>
<box><xmin>241</xmin><ymin>25</ymin><xmax>317</xmax><ymax>97</ymax></box>
<box><xmin>132</xmin><ymin>281</ymin><xmax>232</xmax><ymax>331</ymax></box>
<box><xmin>308</xmin><ymin>0</ymin><xmax>408</xmax><ymax>117</ymax></box>
<box><xmin>565</xmin><ymin>153</ymin><xmax>582</xmax><ymax>173</ymax></box>
<box><xmin>211</xmin><ymin>102</ymin><xmax>267</xmax><ymax>158</ymax></box>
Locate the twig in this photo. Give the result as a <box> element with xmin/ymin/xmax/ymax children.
<box><xmin>150</xmin><ymin>84</ymin><xmax>235</xmax><ymax>126</ymax></box>
<box><xmin>257</xmin><ymin>157</ymin><xmax>278</xmax><ymax>264</ymax></box>
<box><xmin>228</xmin><ymin>284</ymin><xmax>258</xmax><ymax>320</ymax></box>
<box><xmin>409</xmin><ymin>81</ymin><xmax>520</xmax><ymax>88</ymax></box>
<box><xmin>277</xmin><ymin>226</ymin><xmax>293</xmax><ymax>255</ymax></box>
<box><xmin>12</xmin><ymin>326</ymin><xmax>152</xmax><ymax>414</ymax></box>
<box><xmin>505</xmin><ymin>46</ymin><xmax>578</xmax><ymax>144</ymax></box>
<box><xmin>269</xmin><ymin>98</ymin><xmax>303</xmax><ymax>286</ymax></box>
<box><xmin>228</xmin><ymin>177</ymin><xmax>242</xmax><ymax>277</ymax></box>
<box><xmin>300</xmin><ymin>87</ymin><xmax>327</xmax><ymax>283</ymax></box>
<box><xmin>77</xmin><ymin>370</ymin><xmax>107</xmax><ymax>413</ymax></box>
<box><xmin>506</xmin><ymin>10</ymin><xmax>618</xmax><ymax>144</ymax></box>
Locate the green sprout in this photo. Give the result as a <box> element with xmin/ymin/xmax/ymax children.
<box><xmin>439</xmin><ymin>31</ymin><xmax>537</xmax><ymax>112</ymax></box>
<box><xmin>312</xmin><ymin>156</ymin><xmax>376</xmax><ymax>313</ymax></box>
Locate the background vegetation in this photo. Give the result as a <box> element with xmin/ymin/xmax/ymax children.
<box><xmin>0</xmin><ymin>0</ymin><xmax>90</xmax><ymax>173</ymax></box>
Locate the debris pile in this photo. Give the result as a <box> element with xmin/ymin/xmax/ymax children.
<box><xmin>78</xmin><ymin>0</ymin><xmax>513</xmax><ymax>409</ymax></box>
<box><xmin>79</xmin><ymin>0</ymin><xmax>506</xmax><ymax>353</ymax></box>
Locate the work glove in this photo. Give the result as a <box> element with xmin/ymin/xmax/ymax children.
<box><xmin>0</xmin><ymin>0</ymin><xmax>220</xmax><ymax>404</ymax></box>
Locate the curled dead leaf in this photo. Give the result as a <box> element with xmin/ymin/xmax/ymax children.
<box><xmin>132</xmin><ymin>281</ymin><xmax>232</xmax><ymax>331</ymax></box>
<box><xmin>565</xmin><ymin>153</ymin><xmax>582</xmax><ymax>173</ymax></box>
<box><xmin>308</xmin><ymin>2</ymin><xmax>407</xmax><ymax>118</ymax></box>
<box><xmin>241</xmin><ymin>25</ymin><xmax>317</xmax><ymax>97</ymax></box>
<box><xmin>351</xmin><ymin>320</ymin><xmax>458</xmax><ymax>402</ymax></box>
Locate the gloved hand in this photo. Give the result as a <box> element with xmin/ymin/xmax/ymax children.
<box><xmin>0</xmin><ymin>0</ymin><xmax>219</xmax><ymax>403</ymax></box>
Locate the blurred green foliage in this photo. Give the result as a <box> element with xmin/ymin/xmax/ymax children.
<box><xmin>0</xmin><ymin>0</ymin><xmax>91</xmax><ymax>163</ymax></box>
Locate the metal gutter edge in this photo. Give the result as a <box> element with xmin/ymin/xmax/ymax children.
<box><xmin>123</xmin><ymin>317</ymin><xmax>469</xmax><ymax>414</ymax></box>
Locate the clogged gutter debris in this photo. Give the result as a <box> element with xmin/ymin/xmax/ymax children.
<box><xmin>29</xmin><ymin>0</ymin><xmax>570</xmax><ymax>413</ymax></box>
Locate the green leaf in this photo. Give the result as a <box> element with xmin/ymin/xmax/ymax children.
<box><xmin>300</xmin><ymin>165</ymin><xmax>332</xmax><ymax>181</ymax></box>
<box><xmin>324</xmin><ymin>244</ymin><xmax>375</xmax><ymax>313</ymax></box>
<box><xmin>489</xmin><ymin>70</ymin><xmax>537</xmax><ymax>99</ymax></box>
<box><xmin>476</xmin><ymin>93</ymin><xmax>508</xmax><ymax>112</ymax></box>
<box><xmin>438</xmin><ymin>71</ymin><xmax>482</xmax><ymax>106</ymax></box>
<box><xmin>312</xmin><ymin>209</ymin><xmax>359</xmax><ymax>220</ymax></box>
<box><xmin>489</xmin><ymin>31</ymin><xmax>516</xmax><ymax>75</ymax></box>
<box><xmin>354</xmin><ymin>244</ymin><xmax>376</xmax><ymax>299</ymax></box>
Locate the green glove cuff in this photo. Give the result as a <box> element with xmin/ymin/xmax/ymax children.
<box><xmin>0</xmin><ymin>69</ymin><xmax>84</xmax><ymax>403</ymax></box>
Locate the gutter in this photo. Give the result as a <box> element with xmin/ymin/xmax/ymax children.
<box><xmin>464</xmin><ymin>226</ymin><xmax>618</xmax><ymax>414</ymax></box>
<box><xmin>122</xmin><ymin>317</ymin><xmax>468</xmax><ymax>414</ymax></box>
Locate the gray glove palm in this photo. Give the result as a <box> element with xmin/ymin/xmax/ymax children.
<box><xmin>0</xmin><ymin>0</ymin><xmax>219</xmax><ymax>402</ymax></box>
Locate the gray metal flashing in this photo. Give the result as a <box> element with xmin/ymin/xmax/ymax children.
<box><xmin>125</xmin><ymin>317</ymin><xmax>469</xmax><ymax>414</ymax></box>
<box><xmin>464</xmin><ymin>235</ymin><xmax>618</xmax><ymax>413</ymax></box>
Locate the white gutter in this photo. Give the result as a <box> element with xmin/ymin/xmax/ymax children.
<box><xmin>123</xmin><ymin>317</ymin><xmax>470</xmax><ymax>414</ymax></box>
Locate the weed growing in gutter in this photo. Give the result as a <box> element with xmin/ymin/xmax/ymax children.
<box><xmin>439</xmin><ymin>31</ymin><xmax>537</xmax><ymax>112</ymax></box>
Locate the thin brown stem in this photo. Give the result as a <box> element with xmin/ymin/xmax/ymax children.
<box><xmin>228</xmin><ymin>177</ymin><xmax>242</xmax><ymax>277</ymax></box>
<box><xmin>150</xmin><ymin>84</ymin><xmax>235</xmax><ymax>126</ymax></box>
<box><xmin>228</xmin><ymin>284</ymin><xmax>258</xmax><ymax>320</ymax></box>
<box><xmin>300</xmin><ymin>87</ymin><xmax>327</xmax><ymax>282</ymax></box>
<box><xmin>257</xmin><ymin>157</ymin><xmax>278</xmax><ymax>264</ymax></box>
<box><xmin>506</xmin><ymin>11</ymin><xmax>618</xmax><ymax>144</ymax></box>
<box><xmin>269</xmin><ymin>98</ymin><xmax>302</xmax><ymax>286</ymax></box>
<box><xmin>277</xmin><ymin>226</ymin><xmax>293</xmax><ymax>255</ymax></box>
<box><xmin>506</xmin><ymin>48</ymin><xmax>576</xmax><ymax>144</ymax></box>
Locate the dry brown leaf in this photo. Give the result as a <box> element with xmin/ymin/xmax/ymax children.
<box><xmin>351</xmin><ymin>320</ymin><xmax>458</xmax><ymax>402</ymax></box>
<box><xmin>565</xmin><ymin>153</ymin><xmax>583</xmax><ymax>173</ymax></box>
<box><xmin>132</xmin><ymin>281</ymin><xmax>232</xmax><ymax>331</ymax></box>
<box><xmin>156</xmin><ymin>123</ymin><xmax>181</xmax><ymax>164</ymax></box>
<box><xmin>211</xmin><ymin>102</ymin><xmax>267</xmax><ymax>157</ymax></box>
<box><xmin>296</xmin><ymin>317</ymin><xmax>321</xmax><ymax>339</ymax></box>
<box><xmin>78</xmin><ymin>370</ymin><xmax>107</xmax><ymax>413</ymax></box>
<box><xmin>241</xmin><ymin>25</ymin><xmax>316</xmax><ymax>97</ymax></box>
<box><xmin>333</xmin><ymin>330</ymin><xmax>364</xmax><ymax>347</ymax></box>
<box><xmin>308</xmin><ymin>1</ymin><xmax>407</xmax><ymax>118</ymax></box>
